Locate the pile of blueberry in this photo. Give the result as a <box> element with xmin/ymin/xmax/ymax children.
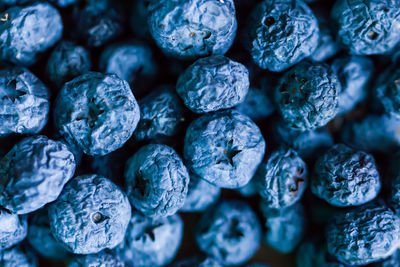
<box><xmin>2</xmin><ymin>0</ymin><xmax>400</xmax><ymax>266</ymax></box>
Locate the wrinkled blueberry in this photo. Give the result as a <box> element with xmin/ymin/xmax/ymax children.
<box><xmin>326</xmin><ymin>201</ymin><xmax>400</xmax><ymax>265</ymax></box>
<box><xmin>176</xmin><ymin>55</ymin><xmax>249</xmax><ymax>114</ymax></box>
<box><xmin>48</xmin><ymin>174</ymin><xmax>131</xmax><ymax>254</ymax></box>
<box><xmin>255</xmin><ymin>148</ymin><xmax>308</xmax><ymax>209</ymax></box>
<box><xmin>0</xmin><ymin>67</ymin><xmax>50</xmax><ymax>137</ymax></box>
<box><xmin>296</xmin><ymin>240</ymin><xmax>347</xmax><ymax>267</ymax></box>
<box><xmin>0</xmin><ymin>135</ymin><xmax>75</xmax><ymax>214</ymax></box>
<box><xmin>147</xmin><ymin>0</ymin><xmax>237</xmax><ymax>59</ymax></box>
<box><xmin>46</xmin><ymin>41</ymin><xmax>92</xmax><ymax>88</ymax></box>
<box><xmin>27</xmin><ymin>208</ymin><xmax>70</xmax><ymax>260</ymax></box>
<box><xmin>118</xmin><ymin>213</ymin><xmax>183</xmax><ymax>266</ymax></box>
<box><xmin>260</xmin><ymin>202</ymin><xmax>306</xmax><ymax>253</ymax></box>
<box><xmin>184</xmin><ymin>109</ymin><xmax>265</xmax><ymax>188</ymax></box>
<box><xmin>195</xmin><ymin>200</ymin><xmax>261</xmax><ymax>266</ymax></box>
<box><xmin>0</xmin><ymin>209</ymin><xmax>27</xmax><ymax>251</ymax></box>
<box><xmin>332</xmin><ymin>0</ymin><xmax>400</xmax><ymax>55</ymax></box>
<box><xmin>125</xmin><ymin>144</ymin><xmax>189</xmax><ymax>218</ymax></box>
<box><xmin>54</xmin><ymin>72</ymin><xmax>140</xmax><ymax>156</ymax></box>
<box><xmin>0</xmin><ymin>245</ymin><xmax>37</xmax><ymax>267</ymax></box>
<box><xmin>312</xmin><ymin>144</ymin><xmax>380</xmax><ymax>207</ymax></box>
<box><xmin>0</xmin><ymin>2</ymin><xmax>62</xmax><ymax>66</ymax></box>
<box><xmin>134</xmin><ymin>86</ymin><xmax>184</xmax><ymax>142</ymax></box>
<box><xmin>275</xmin><ymin>61</ymin><xmax>340</xmax><ymax>130</ymax></box>
<box><xmin>332</xmin><ymin>56</ymin><xmax>374</xmax><ymax>114</ymax></box>
<box><xmin>180</xmin><ymin>172</ymin><xmax>220</xmax><ymax>213</ymax></box>
<box><xmin>249</xmin><ymin>0</ymin><xmax>319</xmax><ymax>72</ymax></box>
<box><xmin>376</xmin><ymin>67</ymin><xmax>400</xmax><ymax>119</ymax></box>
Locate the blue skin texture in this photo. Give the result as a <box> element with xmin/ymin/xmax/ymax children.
<box><xmin>332</xmin><ymin>56</ymin><xmax>374</xmax><ymax>115</ymax></box>
<box><xmin>125</xmin><ymin>144</ymin><xmax>189</xmax><ymax>218</ymax></box>
<box><xmin>184</xmin><ymin>109</ymin><xmax>265</xmax><ymax>189</ymax></box>
<box><xmin>260</xmin><ymin>202</ymin><xmax>306</xmax><ymax>253</ymax></box>
<box><xmin>271</xmin><ymin>119</ymin><xmax>334</xmax><ymax>160</ymax></box>
<box><xmin>275</xmin><ymin>61</ymin><xmax>340</xmax><ymax>131</ymax></box>
<box><xmin>309</xmin><ymin>15</ymin><xmax>340</xmax><ymax>62</ymax></box>
<box><xmin>235</xmin><ymin>87</ymin><xmax>275</xmax><ymax>121</ymax></box>
<box><xmin>68</xmin><ymin>250</ymin><xmax>125</xmax><ymax>267</ymax></box>
<box><xmin>54</xmin><ymin>72</ymin><xmax>140</xmax><ymax>156</ymax></box>
<box><xmin>180</xmin><ymin>172</ymin><xmax>220</xmax><ymax>212</ymax></box>
<box><xmin>0</xmin><ymin>67</ymin><xmax>50</xmax><ymax>137</ymax></box>
<box><xmin>196</xmin><ymin>200</ymin><xmax>261</xmax><ymax>266</ymax></box>
<box><xmin>0</xmin><ymin>136</ymin><xmax>76</xmax><ymax>215</ymax></box>
<box><xmin>296</xmin><ymin>241</ymin><xmax>347</xmax><ymax>267</ymax></box>
<box><xmin>255</xmin><ymin>148</ymin><xmax>308</xmax><ymax>209</ymax></box>
<box><xmin>49</xmin><ymin>174</ymin><xmax>131</xmax><ymax>254</ymax></box>
<box><xmin>326</xmin><ymin>202</ymin><xmax>400</xmax><ymax>265</ymax></box>
<box><xmin>0</xmin><ymin>210</ymin><xmax>27</xmax><ymax>251</ymax></box>
<box><xmin>100</xmin><ymin>41</ymin><xmax>157</xmax><ymax>88</ymax></box>
<box><xmin>0</xmin><ymin>2</ymin><xmax>63</xmax><ymax>66</ymax></box>
<box><xmin>312</xmin><ymin>144</ymin><xmax>380</xmax><ymax>207</ymax></box>
<box><xmin>0</xmin><ymin>245</ymin><xmax>37</xmax><ymax>267</ymax></box>
<box><xmin>118</xmin><ymin>213</ymin><xmax>183</xmax><ymax>266</ymax></box>
<box><xmin>341</xmin><ymin>114</ymin><xmax>400</xmax><ymax>153</ymax></box>
<box><xmin>147</xmin><ymin>0</ymin><xmax>237</xmax><ymax>59</ymax></box>
<box><xmin>376</xmin><ymin>68</ymin><xmax>400</xmax><ymax>119</ymax></box>
<box><xmin>332</xmin><ymin>0</ymin><xmax>400</xmax><ymax>55</ymax></box>
<box><xmin>176</xmin><ymin>55</ymin><xmax>249</xmax><ymax>114</ymax></box>
<box><xmin>46</xmin><ymin>41</ymin><xmax>92</xmax><ymax>88</ymax></box>
<box><xmin>73</xmin><ymin>0</ymin><xmax>124</xmax><ymax>47</ymax></box>
<box><xmin>171</xmin><ymin>255</ymin><xmax>222</xmax><ymax>267</ymax></box>
<box><xmin>134</xmin><ymin>86</ymin><xmax>184</xmax><ymax>141</ymax></box>
<box><xmin>249</xmin><ymin>0</ymin><xmax>319</xmax><ymax>72</ymax></box>
<box><xmin>28</xmin><ymin>209</ymin><xmax>70</xmax><ymax>260</ymax></box>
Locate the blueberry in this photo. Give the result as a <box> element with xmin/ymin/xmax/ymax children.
<box><xmin>235</xmin><ymin>87</ymin><xmax>275</xmax><ymax>121</ymax></box>
<box><xmin>171</xmin><ymin>255</ymin><xmax>222</xmax><ymax>267</ymax></box>
<box><xmin>332</xmin><ymin>56</ymin><xmax>374</xmax><ymax>115</ymax></box>
<box><xmin>46</xmin><ymin>41</ymin><xmax>92</xmax><ymax>88</ymax></box>
<box><xmin>99</xmin><ymin>41</ymin><xmax>157</xmax><ymax>91</ymax></box>
<box><xmin>249</xmin><ymin>0</ymin><xmax>319</xmax><ymax>72</ymax></box>
<box><xmin>68</xmin><ymin>250</ymin><xmax>124</xmax><ymax>267</ymax></box>
<box><xmin>296</xmin><ymin>240</ymin><xmax>347</xmax><ymax>267</ymax></box>
<box><xmin>196</xmin><ymin>200</ymin><xmax>261</xmax><ymax>266</ymax></box>
<box><xmin>275</xmin><ymin>61</ymin><xmax>340</xmax><ymax>130</ymax></box>
<box><xmin>180</xmin><ymin>172</ymin><xmax>220</xmax><ymax>213</ymax></box>
<box><xmin>176</xmin><ymin>55</ymin><xmax>249</xmax><ymax>114</ymax></box>
<box><xmin>260</xmin><ymin>202</ymin><xmax>306</xmax><ymax>253</ymax></box>
<box><xmin>0</xmin><ymin>2</ymin><xmax>63</xmax><ymax>66</ymax></box>
<box><xmin>72</xmin><ymin>0</ymin><xmax>124</xmax><ymax>47</ymax></box>
<box><xmin>326</xmin><ymin>201</ymin><xmax>400</xmax><ymax>265</ymax></box>
<box><xmin>374</xmin><ymin>249</ymin><xmax>400</xmax><ymax>267</ymax></box>
<box><xmin>341</xmin><ymin>114</ymin><xmax>400</xmax><ymax>153</ymax></box>
<box><xmin>134</xmin><ymin>86</ymin><xmax>184</xmax><ymax>142</ymax></box>
<box><xmin>0</xmin><ymin>67</ymin><xmax>50</xmax><ymax>137</ymax></box>
<box><xmin>147</xmin><ymin>0</ymin><xmax>237</xmax><ymax>59</ymax></box>
<box><xmin>0</xmin><ymin>209</ymin><xmax>27</xmax><ymax>251</ymax></box>
<box><xmin>376</xmin><ymin>68</ymin><xmax>400</xmax><ymax>119</ymax></box>
<box><xmin>309</xmin><ymin>15</ymin><xmax>340</xmax><ymax>62</ymax></box>
<box><xmin>255</xmin><ymin>148</ymin><xmax>308</xmax><ymax>209</ymax></box>
<box><xmin>54</xmin><ymin>72</ymin><xmax>140</xmax><ymax>156</ymax></box>
<box><xmin>312</xmin><ymin>144</ymin><xmax>380</xmax><ymax>207</ymax></box>
<box><xmin>270</xmin><ymin>119</ymin><xmax>334</xmax><ymax>160</ymax></box>
<box><xmin>332</xmin><ymin>0</ymin><xmax>400</xmax><ymax>55</ymax></box>
<box><xmin>125</xmin><ymin>144</ymin><xmax>189</xmax><ymax>218</ymax></box>
<box><xmin>0</xmin><ymin>136</ymin><xmax>75</xmax><ymax>214</ymax></box>
<box><xmin>27</xmin><ymin>208</ymin><xmax>70</xmax><ymax>260</ymax></box>
<box><xmin>0</xmin><ymin>245</ymin><xmax>37</xmax><ymax>267</ymax></box>
<box><xmin>184</xmin><ymin>109</ymin><xmax>265</xmax><ymax>188</ymax></box>
<box><xmin>118</xmin><ymin>213</ymin><xmax>183</xmax><ymax>266</ymax></box>
<box><xmin>48</xmin><ymin>174</ymin><xmax>131</xmax><ymax>254</ymax></box>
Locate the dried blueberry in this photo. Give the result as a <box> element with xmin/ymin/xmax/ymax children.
<box><xmin>68</xmin><ymin>250</ymin><xmax>124</xmax><ymax>267</ymax></box>
<box><xmin>0</xmin><ymin>209</ymin><xmax>27</xmax><ymax>251</ymax></box>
